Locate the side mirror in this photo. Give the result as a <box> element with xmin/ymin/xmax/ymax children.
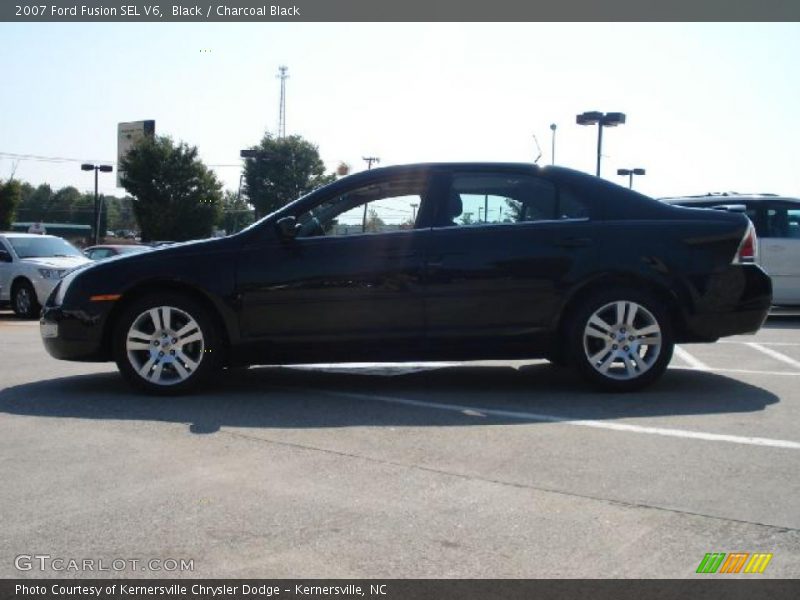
<box><xmin>0</xmin><ymin>249</ymin><xmax>12</xmax><ymax>263</ymax></box>
<box><xmin>276</xmin><ymin>216</ymin><xmax>300</xmax><ymax>240</ymax></box>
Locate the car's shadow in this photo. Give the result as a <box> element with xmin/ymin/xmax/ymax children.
<box><xmin>0</xmin><ymin>362</ymin><xmax>780</xmax><ymax>434</ymax></box>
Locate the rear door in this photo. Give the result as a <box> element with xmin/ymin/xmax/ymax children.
<box><xmin>759</xmin><ymin>200</ymin><xmax>800</xmax><ymax>304</ymax></box>
<box><xmin>424</xmin><ymin>169</ymin><xmax>596</xmax><ymax>344</ymax></box>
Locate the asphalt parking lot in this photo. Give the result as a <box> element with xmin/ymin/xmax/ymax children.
<box><xmin>1</xmin><ymin>310</ymin><xmax>799</xmax><ymax>578</ymax></box>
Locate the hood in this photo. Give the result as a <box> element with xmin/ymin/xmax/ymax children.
<box><xmin>21</xmin><ymin>256</ymin><xmax>91</xmax><ymax>270</ymax></box>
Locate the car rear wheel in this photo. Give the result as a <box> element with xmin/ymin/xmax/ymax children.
<box><xmin>566</xmin><ymin>288</ymin><xmax>674</xmax><ymax>392</ymax></box>
<box><xmin>113</xmin><ymin>293</ymin><xmax>222</xmax><ymax>394</ymax></box>
<box><xmin>12</xmin><ymin>279</ymin><xmax>40</xmax><ymax>319</ymax></box>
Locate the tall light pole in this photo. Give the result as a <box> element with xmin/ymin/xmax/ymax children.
<box><xmin>549</xmin><ymin>123</ymin><xmax>557</xmax><ymax>165</ymax></box>
<box><xmin>81</xmin><ymin>163</ymin><xmax>113</xmax><ymax>245</ymax></box>
<box><xmin>576</xmin><ymin>111</ymin><xmax>626</xmax><ymax>177</ymax></box>
<box><xmin>410</xmin><ymin>202</ymin><xmax>418</xmax><ymax>222</ymax></box>
<box><xmin>617</xmin><ymin>168</ymin><xmax>646</xmax><ymax>190</ymax></box>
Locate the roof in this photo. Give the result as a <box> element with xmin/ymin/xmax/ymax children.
<box><xmin>0</xmin><ymin>232</ymin><xmax>61</xmax><ymax>239</ymax></box>
<box><xmin>85</xmin><ymin>244</ymin><xmax>146</xmax><ymax>250</ymax></box>
<box><xmin>660</xmin><ymin>193</ymin><xmax>799</xmax><ymax>203</ymax></box>
<box><xmin>12</xmin><ymin>222</ymin><xmax>92</xmax><ymax>230</ymax></box>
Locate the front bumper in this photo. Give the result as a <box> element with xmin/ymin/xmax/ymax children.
<box><xmin>40</xmin><ymin>305</ymin><xmax>109</xmax><ymax>362</ymax></box>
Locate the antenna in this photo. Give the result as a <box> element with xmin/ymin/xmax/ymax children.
<box><xmin>532</xmin><ymin>133</ymin><xmax>543</xmax><ymax>165</ymax></box>
<box><xmin>276</xmin><ymin>65</ymin><xmax>289</xmax><ymax>138</ymax></box>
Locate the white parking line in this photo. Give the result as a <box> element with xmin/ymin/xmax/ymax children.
<box><xmin>745</xmin><ymin>343</ymin><xmax>800</xmax><ymax>371</ymax></box>
<box><xmin>304</xmin><ymin>389</ymin><xmax>800</xmax><ymax>450</ymax></box>
<box><xmin>670</xmin><ymin>366</ymin><xmax>800</xmax><ymax>377</ymax></box>
<box><xmin>720</xmin><ymin>340</ymin><xmax>800</xmax><ymax>347</ymax></box>
<box><xmin>673</xmin><ymin>346</ymin><xmax>710</xmax><ymax>370</ymax></box>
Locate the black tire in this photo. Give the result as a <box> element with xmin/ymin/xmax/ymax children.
<box><xmin>565</xmin><ymin>287</ymin><xmax>674</xmax><ymax>392</ymax></box>
<box><xmin>12</xmin><ymin>279</ymin><xmax>41</xmax><ymax>319</ymax></box>
<box><xmin>112</xmin><ymin>292</ymin><xmax>223</xmax><ymax>395</ymax></box>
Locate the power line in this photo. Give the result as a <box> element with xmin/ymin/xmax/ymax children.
<box><xmin>0</xmin><ymin>152</ymin><xmax>241</xmax><ymax>168</ymax></box>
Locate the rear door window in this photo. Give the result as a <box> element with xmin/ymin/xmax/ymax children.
<box><xmin>438</xmin><ymin>173</ymin><xmax>588</xmax><ymax>227</ymax></box>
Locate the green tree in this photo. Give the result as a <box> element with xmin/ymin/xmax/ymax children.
<box><xmin>16</xmin><ymin>183</ymin><xmax>52</xmax><ymax>222</ymax></box>
<box><xmin>49</xmin><ymin>186</ymin><xmax>82</xmax><ymax>223</ymax></box>
<box><xmin>364</xmin><ymin>208</ymin><xmax>385</xmax><ymax>233</ymax></box>
<box><xmin>243</xmin><ymin>134</ymin><xmax>336</xmax><ymax>219</ymax></box>
<box><xmin>0</xmin><ymin>180</ymin><xmax>22</xmax><ymax>230</ymax></box>
<box><xmin>217</xmin><ymin>190</ymin><xmax>255</xmax><ymax>235</ymax></box>
<box><xmin>119</xmin><ymin>136</ymin><xmax>223</xmax><ymax>242</ymax></box>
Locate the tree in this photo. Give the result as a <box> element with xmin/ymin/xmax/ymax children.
<box><xmin>0</xmin><ymin>180</ymin><xmax>22</xmax><ymax>230</ymax></box>
<box><xmin>119</xmin><ymin>136</ymin><xmax>223</xmax><ymax>242</ymax></box>
<box><xmin>16</xmin><ymin>183</ymin><xmax>52</xmax><ymax>222</ymax></box>
<box><xmin>217</xmin><ymin>190</ymin><xmax>255</xmax><ymax>235</ymax></box>
<box><xmin>364</xmin><ymin>208</ymin><xmax>385</xmax><ymax>233</ymax></box>
<box><xmin>49</xmin><ymin>186</ymin><xmax>82</xmax><ymax>223</ymax></box>
<box><xmin>243</xmin><ymin>134</ymin><xmax>336</xmax><ymax>219</ymax></box>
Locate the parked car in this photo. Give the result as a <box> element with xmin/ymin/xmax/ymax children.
<box><xmin>40</xmin><ymin>163</ymin><xmax>771</xmax><ymax>394</ymax></box>
<box><xmin>661</xmin><ymin>193</ymin><xmax>800</xmax><ymax>305</ymax></box>
<box><xmin>0</xmin><ymin>233</ymin><xmax>91</xmax><ymax>318</ymax></box>
<box><xmin>84</xmin><ymin>244</ymin><xmax>151</xmax><ymax>261</ymax></box>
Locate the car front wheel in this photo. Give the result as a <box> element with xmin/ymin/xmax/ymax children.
<box><xmin>113</xmin><ymin>293</ymin><xmax>221</xmax><ymax>394</ymax></box>
<box><xmin>566</xmin><ymin>288</ymin><xmax>674</xmax><ymax>392</ymax></box>
<box><xmin>12</xmin><ymin>279</ymin><xmax>41</xmax><ymax>319</ymax></box>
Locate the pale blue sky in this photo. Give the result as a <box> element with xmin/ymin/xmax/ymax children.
<box><xmin>1</xmin><ymin>22</ymin><xmax>799</xmax><ymax>199</ymax></box>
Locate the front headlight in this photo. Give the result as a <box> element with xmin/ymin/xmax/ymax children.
<box><xmin>38</xmin><ymin>268</ymin><xmax>64</xmax><ymax>279</ymax></box>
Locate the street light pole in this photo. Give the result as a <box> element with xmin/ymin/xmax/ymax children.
<box><xmin>549</xmin><ymin>123</ymin><xmax>557</xmax><ymax>165</ymax></box>
<box><xmin>81</xmin><ymin>163</ymin><xmax>113</xmax><ymax>245</ymax></box>
<box><xmin>576</xmin><ymin>111</ymin><xmax>626</xmax><ymax>177</ymax></box>
<box><xmin>616</xmin><ymin>168</ymin><xmax>646</xmax><ymax>189</ymax></box>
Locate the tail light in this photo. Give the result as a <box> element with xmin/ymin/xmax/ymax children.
<box><xmin>733</xmin><ymin>222</ymin><xmax>757</xmax><ymax>264</ymax></box>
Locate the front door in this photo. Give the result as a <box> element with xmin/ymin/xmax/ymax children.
<box><xmin>236</xmin><ymin>173</ymin><xmax>432</xmax><ymax>356</ymax></box>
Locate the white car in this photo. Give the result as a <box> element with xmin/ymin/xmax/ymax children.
<box><xmin>662</xmin><ymin>194</ymin><xmax>800</xmax><ymax>305</ymax></box>
<box><xmin>0</xmin><ymin>233</ymin><xmax>91</xmax><ymax>318</ymax></box>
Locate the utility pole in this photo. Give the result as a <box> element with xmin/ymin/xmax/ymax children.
<box><xmin>361</xmin><ymin>156</ymin><xmax>380</xmax><ymax>232</ymax></box>
<box><xmin>550</xmin><ymin>123</ymin><xmax>557</xmax><ymax>165</ymax></box>
<box><xmin>277</xmin><ymin>65</ymin><xmax>289</xmax><ymax>138</ymax></box>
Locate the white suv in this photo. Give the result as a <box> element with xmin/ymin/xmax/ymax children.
<box><xmin>0</xmin><ymin>233</ymin><xmax>91</xmax><ymax>318</ymax></box>
<box><xmin>662</xmin><ymin>194</ymin><xmax>800</xmax><ymax>306</ymax></box>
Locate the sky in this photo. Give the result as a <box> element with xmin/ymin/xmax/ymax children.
<box><xmin>1</xmin><ymin>22</ymin><xmax>800</xmax><ymax>200</ymax></box>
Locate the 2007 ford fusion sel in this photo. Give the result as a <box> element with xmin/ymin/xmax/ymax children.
<box><xmin>40</xmin><ymin>163</ymin><xmax>772</xmax><ymax>394</ymax></box>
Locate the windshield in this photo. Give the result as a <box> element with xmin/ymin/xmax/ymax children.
<box><xmin>8</xmin><ymin>236</ymin><xmax>84</xmax><ymax>259</ymax></box>
<box><xmin>117</xmin><ymin>245</ymin><xmax>149</xmax><ymax>254</ymax></box>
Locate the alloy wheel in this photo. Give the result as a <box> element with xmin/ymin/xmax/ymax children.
<box><xmin>582</xmin><ymin>300</ymin><xmax>662</xmax><ymax>381</ymax></box>
<box><xmin>15</xmin><ymin>287</ymin><xmax>31</xmax><ymax>315</ymax></box>
<box><xmin>125</xmin><ymin>305</ymin><xmax>205</xmax><ymax>386</ymax></box>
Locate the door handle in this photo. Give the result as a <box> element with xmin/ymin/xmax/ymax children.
<box><xmin>555</xmin><ymin>237</ymin><xmax>593</xmax><ymax>248</ymax></box>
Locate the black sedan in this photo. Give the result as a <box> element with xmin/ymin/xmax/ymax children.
<box><xmin>40</xmin><ymin>163</ymin><xmax>771</xmax><ymax>394</ymax></box>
